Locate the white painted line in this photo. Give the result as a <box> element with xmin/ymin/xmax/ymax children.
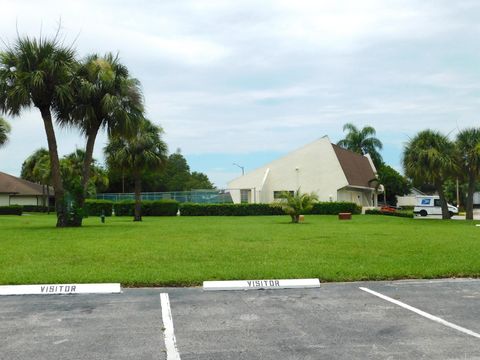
<box><xmin>360</xmin><ymin>287</ymin><xmax>480</xmax><ymax>339</ymax></box>
<box><xmin>160</xmin><ymin>293</ymin><xmax>181</xmax><ymax>360</ymax></box>
<box><xmin>203</xmin><ymin>278</ymin><xmax>320</xmax><ymax>291</ymax></box>
<box><xmin>0</xmin><ymin>283</ymin><xmax>121</xmax><ymax>296</ymax></box>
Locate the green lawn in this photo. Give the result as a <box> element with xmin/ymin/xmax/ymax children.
<box><xmin>0</xmin><ymin>214</ymin><xmax>479</xmax><ymax>286</ymax></box>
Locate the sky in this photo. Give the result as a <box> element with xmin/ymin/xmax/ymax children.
<box><xmin>1</xmin><ymin>0</ymin><xmax>480</xmax><ymax>187</ymax></box>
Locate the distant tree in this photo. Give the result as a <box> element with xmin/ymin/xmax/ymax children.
<box><xmin>403</xmin><ymin>130</ymin><xmax>457</xmax><ymax>219</ymax></box>
<box><xmin>0</xmin><ymin>35</ymin><xmax>77</xmax><ymax>227</ymax></box>
<box><xmin>21</xmin><ymin>148</ymin><xmax>51</xmax><ymax>211</ymax></box>
<box><xmin>159</xmin><ymin>151</ymin><xmax>192</xmax><ymax>191</ymax></box>
<box><xmin>456</xmin><ymin>128</ymin><xmax>480</xmax><ymax>220</ymax></box>
<box><xmin>105</xmin><ymin>119</ymin><xmax>168</xmax><ymax>221</ymax></box>
<box><xmin>276</xmin><ymin>189</ymin><xmax>318</xmax><ymax>223</ymax></box>
<box><xmin>337</xmin><ymin>123</ymin><xmax>383</xmax><ymax>168</ymax></box>
<box><xmin>186</xmin><ymin>172</ymin><xmax>215</xmax><ymax>190</ymax></box>
<box><xmin>0</xmin><ymin>117</ymin><xmax>11</xmax><ymax>148</ymax></box>
<box><xmin>376</xmin><ymin>164</ymin><xmax>410</xmax><ymax>205</ymax></box>
<box><xmin>66</xmin><ymin>53</ymin><xmax>143</xmax><ymax>223</ymax></box>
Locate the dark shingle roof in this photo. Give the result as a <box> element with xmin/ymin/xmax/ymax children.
<box><xmin>0</xmin><ymin>171</ymin><xmax>53</xmax><ymax>196</ymax></box>
<box><xmin>331</xmin><ymin>144</ymin><xmax>377</xmax><ymax>188</ymax></box>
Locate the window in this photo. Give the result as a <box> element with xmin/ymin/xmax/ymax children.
<box><xmin>434</xmin><ymin>199</ymin><xmax>441</xmax><ymax>207</ymax></box>
<box><xmin>240</xmin><ymin>189</ymin><xmax>250</xmax><ymax>203</ymax></box>
<box><xmin>273</xmin><ymin>190</ymin><xmax>294</xmax><ymax>199</ymax></box>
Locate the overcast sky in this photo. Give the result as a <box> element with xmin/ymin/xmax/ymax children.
<box><xmin>1</xmin><ymin>0</ymin><xmax>480</xmax><ymax>187</ymax></box>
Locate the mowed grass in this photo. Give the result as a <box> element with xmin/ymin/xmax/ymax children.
<box><xmin>0</xmin><ymin>214</ymin><xmax>479</xmax><ymax>286</ymax></box>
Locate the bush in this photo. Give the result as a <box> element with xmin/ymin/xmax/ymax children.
<box><xmin>0</xmin><ymin>205</ymin><xmax>23</xmax><ymax>215</ymax></box>
<box><xmin>308</xmin><ymin>202</ymin><xmax>361</xmax><ymax>215</ymax></box>
<box><xmin>21</xmin><ymin>205</ymin><xmax>55</xmax><ymax>213</ymax></box>
<box><xmin>365</xmin><ymin>209</ymin><xmax>413</xmax><ymax>218</ymax></box>
<box><xmin>143</xmin><ymin>200</ymin><xmax>179</xmax><ymax>216</ymax></box>
<box><xmin>179</xmin><ymin>203</ymin><xmax>285</xmax><ymax>216</ymax></box>
<box><xmin>113</xmin><ymin>200</ymin><xmax>179</xmax><ymax>216</ymax></box>
<box><xmin>85</xmin><ymin>199</ymin><xmax>113</xmax><ymax>217</ymax></box>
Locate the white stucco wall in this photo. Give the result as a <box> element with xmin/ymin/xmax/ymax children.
<box><xmin>0</xmin><ymin>194</ymin><xmax>9</xmax><ymax>206</ymax></box>
<box><xmin>9</xmin><ymin>196</ymin><xmax>41</xmax><ymax>206</ymax></box>
<box><xmin>228</xmin><ymin>137</ymin><xmax>350</xmax><ymax>203</ymax></box>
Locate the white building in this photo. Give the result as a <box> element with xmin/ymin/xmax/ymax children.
<box><xmin>227</xmin><ymin>136</ymin><xmax>381</xmax><ymax>207</ymax></box>
<box><xmin>0</xmin><ymin>171</ymin><xmax>54</xmax><ymax>207</ymax></box>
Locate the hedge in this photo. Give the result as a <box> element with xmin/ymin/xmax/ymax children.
<box><xmin>309</xmin><ymin>202</ymin><xmax>361</xmax><ymax>215</ymax></box>
<box><xmin>85</xmin><ymin>199</ymin><xmax>113</xmax><ymax>217</ymax></box>
<box><xmin>21</xmin><ymin>205</ymin><xmax>55</xmax><ymax>213</ymax></box>
<box><xmin>0</xmin><ymin>205</ymin><xmax>23</xmax><ymax>215</ymax></box>
<box><xmin>365</xmin><ymin>209</ymin><xmax>413</xmax><ymax>218</ymax></box>
<box><xmin>179</xmin><ymin>203</ymin><xmax>285</xmax><ymax>216</ymax></box>
<box><xmin>113</xmin><ymin>200</ymin><xmax>179</xmax><ymax>216</ymax></box>
<box><xmin>178</xmin><ymin>202</ymin><xmax>360</xmax><ymax>216</ymax></box>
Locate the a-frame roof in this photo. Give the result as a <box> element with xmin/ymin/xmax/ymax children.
<box><xmin>331</xmin><ymin>144</ymin><xmax>377</xmax><ymax>188</ymax></box>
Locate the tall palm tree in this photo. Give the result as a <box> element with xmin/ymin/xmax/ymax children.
<box><xmin>0</xmin><ymin>35</ymin><xmax>77</xmax><ymax>227</ymax></box>
<box><xmin>337</xmin><ymin>123</ymin><xmax>383</xmax><ymax>168</ymax></box>
<box><xmin>0</xmin><ymin>117</ymin><xmax>11</xmax><ymax>148</ymax></box>
<box><xmin>403</xmin><ymin>130</ymin><xmax>457</xmax><ymax>219</ymax></box>
<box><xmin>104</xmin><ymin>119</ymin><xmax>168</xmax><ymax>221</ymax></box>
<box><xmin>456</xmin><ymin>128</ymin><xmax>480</xmax><ymax>220</ymax></box>
<box><xmin>65</xmin><ymin>53</ymin><xmax>143</xmax><ymax>219</ymax></box>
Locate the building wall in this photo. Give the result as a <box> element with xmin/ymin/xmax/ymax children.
<box><xmin>228</xmin><ymin>137</ymin><xmax>349</xmax><ymax>203</ymax></box>
<box><xmin>0</xmin><ymin>194</ymin><xmax>9</xmax><ymax>206</ymax></box>
<box><xmin>9</xmin><ymin>195</ymin><xmax>41</xmax><ymax>206</ymax></box>
<box><xmin>337</xmin><ymin>188</ymin><xmax>373</xmax><ymax>206</ymax></box>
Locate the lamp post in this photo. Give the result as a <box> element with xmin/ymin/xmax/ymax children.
<box><xmin>233</xmin><ymin>163</ymin><xmax>245</xmax><ymax>176</ymax></box>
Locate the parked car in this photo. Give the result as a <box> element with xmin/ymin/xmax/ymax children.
<box><xmin>413</xmin><ymin>196</ymin><xmax>458</xmax><ymax>218</ymax></box>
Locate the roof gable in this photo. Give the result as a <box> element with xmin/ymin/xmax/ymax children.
<box><xmin>331</xmin><ymin>144</ymin><xmax>376</xmax><ymax>188</ymax></box>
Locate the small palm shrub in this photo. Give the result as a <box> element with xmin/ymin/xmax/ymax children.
<box><xmin>275</xmin><ymin>189</ymin><xmax>319</xmax><ymax>223</ymax></box>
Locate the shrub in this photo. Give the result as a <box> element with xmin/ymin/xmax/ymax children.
<box><xmin>85</xmin><ymin>199</ymin><xmax>113</xmax><ymax>217</ymax></box>
<box><xmin>142</xmin><ymin>200</ymin><xmax>179</xmax><ymax>216</ymax></box>
<box><xmin>179</xmin><ymin>203</ymin><xmax>285</xmax><ymax>216</ymax></box>
<box><xmin>0</xmin><ymin>205</ymin><xmax>22</xmax><ymax>215</ymax></box>
<box><xmin>21</xmin><ymin>205</ymin><xmax>55</xmax><ymax>213</ymax></box>
<box><xmin>114</xmin><ymin>200</ymin><xmax>179</xmax><ymax>216</ymax></box>
<box><xmin>308</xmin><ymin>202</ymin><xmax>361</xmax><ymax>215</ymax></box>
<box><xmin>365</xmin><ymin>209</ymin><xmax>413</xmax><ymax>218</ymax></box>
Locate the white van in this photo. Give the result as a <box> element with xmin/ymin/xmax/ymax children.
<box><xmin>413</xmin><ymin>196</ymin><xmax>458</xmax><ymax>218</ymax></box>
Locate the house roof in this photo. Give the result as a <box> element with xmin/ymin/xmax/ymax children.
<box><xmin>331</xmin><ymin>144</ymin><xmax>377</xmax><ymax>188</ymax></box>
<box><xmin>0</xmin><ymin>171</ymin><xmax>53</xmax><ymax>196</ymax></box>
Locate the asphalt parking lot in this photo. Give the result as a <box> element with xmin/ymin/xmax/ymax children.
<box><xmin>1</xmin><ymin>279</ymin><xmax>479</xmax><ymax>360</ymax></box>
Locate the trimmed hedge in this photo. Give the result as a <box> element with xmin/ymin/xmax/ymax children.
<box><xmin>0</xmin><ymin>205</ymin><xmax>23</xmax><ymax>215</ymax></box>
<box><xmin>178</xmin><ymin>202</ymin><xmax>360</xmax><ymax>216</ymax></box>
<box><xmin>365</xmin><ymin>209</ymin><xmax>413</xmax><ymax>218</ymax></box>
<box><xmin>179</xmin><ymin>203</ymin><xmax>285</xmax><ymax>216</ymax></box>
<box><xmin>113</xmin><ymin>200</ymin><xmax>179</xmax><ymax>216</ymax></box>
<box><xmin>85</xmin><ymin>199</ymin><xmax>113</xmax><ymax>217</ymax></box>
<box><xmin>309</xmin><ymin>202</ymin><xmax>361</xmax><ymax>215</ymax></box>
<box><xmin>21</xmin><ymin>205</ymin><xmax>55</xmax><ymax>213</ymax></box>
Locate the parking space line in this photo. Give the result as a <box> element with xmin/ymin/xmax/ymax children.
<box><xmin>360</xmin><ymin>287</ymin><xmax>480</xmax><ymax>340</ymax></box>
<box><xmin>160</xmin><ymin>293</ymin><xmax>181</xmax><ymax>360</ymax></box>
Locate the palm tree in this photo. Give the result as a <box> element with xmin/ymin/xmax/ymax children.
<box><xmin>65</xmin><ymin>53</ymin><xmax>143</xmax><ymax>219</ymax></box>
<box><xmin>21</xmin><ymin>148</ymin><xmax>51</xmax><ymax>212</ymax></box>
<box><xmin>456</xmin><ymin>128</ymin><xmax>480</xmax><ymax>220</ymax></box>
<box><xmin>0</xmin><ymin>117</ymin><xmax>11</xmax><ymax>148</ymax></box>
<box><xmin>104</xmin><ymin>119</ymin><xmax>168</xmax><ymax>221</ymax></box>
<box><xmin>0</xmin><ymin>35</ymin><xmax>77</xmax><ymax>227</ymax></box>
<box><xmin>403</xmin><ymin>130</ymin><xmax>457</xmax><ymax>219</ymax></box>
<box><xmin>337</xmin><ymin>123</ymin><xmax>383</xmax><ymax>167</ymax></box>
<box><xmin>276</xmin><ymin>189</ymin><xmax>318</xmax><ymax>223</ymax></box>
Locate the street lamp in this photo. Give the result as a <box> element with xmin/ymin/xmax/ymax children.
<box><xmin>233</xmin><ymin>163</ymin><xmax>245</xmax><ymax>176</ymax></box>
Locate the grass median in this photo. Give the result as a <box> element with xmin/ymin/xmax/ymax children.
<box><xmin>0</xmin><ymin>214</ymin><xmax>479</xmax><ymax>286</ymax></box>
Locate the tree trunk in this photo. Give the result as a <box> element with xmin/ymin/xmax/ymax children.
<box><xmin>40</xmin><ymin>107</ymin><xmax>68</xmax><ymax>227</ymax></box>
<box><xmin>46</xmin><ymin>184</ymin><xmax>51</xmax><ymax>214</ymax></box>
<box><xmin>134</xmin><ymin>171</ymin><xmax>142</xmax><ymax>222</ymax></box>
<box><xmin>42</xmin><ymin>184</ymin><xmax>46</xmax><ymax>212</ymax></box>
<box><xmin>76</xmin><ymin>126</ymin><xmax>100</xmax><ymax>227</ymax></box>
<box><xmin>436</xmin><ymin>181</ymin><xmax>450</xmax><ymax>220</ymax></box>
<box><xmin>466</xmin><ymin>174</ymin><xmax>476</xmax><ymax>220</ymax></box>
